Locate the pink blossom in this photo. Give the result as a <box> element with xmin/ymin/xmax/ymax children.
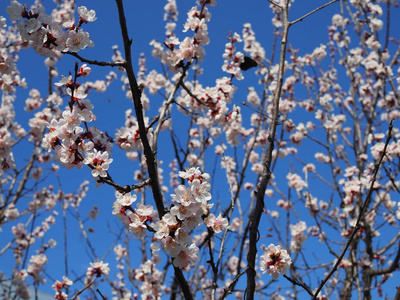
<box><xmin>290</xmin><ymin>221</ymin><xmax>307</xmax><ymax>252</ymax></box>
<box><xmin>259</xmin><ymin>244</ymin><xmax>292</xmax><ymax>279</ymax></box>
<box><xmin>204</xmin><ymin>213</ymin><xmax>228</xmax><ymax>233</ymax></box>
<box><xmin>77</xmin><ymin>6</ymin><xmax>97</xmax><ymax>23</ymax></box>
<box><xmin>78</xmin><ymin>64</ymin><xmax>91</xmax><ymax>77</ymax></box>
<box><xmin>86</xmin><ymin>261</ymin><xmax>110</xmax><ymax>277</ymax></box>
<box><xmin>128</xmin><ymin>214</ymin><xmax>147</xmax><ymax>238</ymax></box>
<box><xmin>287</xmin><ymin>172</ymin><xmax>306</xmax><ymax>191</ymax></box>
<box><xmin>116</xmin><ymin>191</ymin><xmax>137</xmax><ymax>207</ymax></box>
<box><xmin>153</xmin><ymin>214</ymin><xmax>178</xmax><ymax>240</ymax></box>
<box><xmin>172</xmin><ymin>244</ymin><xmax>199</xmax><ymax>269</ymax></box>
<box><xmin>170</xmin><ymin>202</ymin><xmax>199</xmax><ymax>221</ymax></box>
<box><xmin>6</xmin><ymin>2</ymin><xmax>24</xmax><ymax>22</ymax></box>
<box><xmin>229</xmin><ymin>218</ymin><xmax>242</xmax><ymax>232</ymax></box>
<box><xmin>54</xmin><ymin>75</ymin><xmax>73</xmax><ymax>87</ymax></box>
<box><xmin>66</xmin><ymin>29</ymin><xmax>94</xmax><ymax>52</ymax></box>
<box><xmin>190</xmin><ymin>179</ymin><xmax>211</xmax><ymax>203</ymax></box>
<box><xmin>52</xmin><ymin>276</ymin><xmax>73</xmax><ymax>292</ymax></box>
<box><xmin>61</xmin><ymin>107</ymin><xmax>82</xmax><ymax>133</ymax></box>
<box><xmin>83</xmin><ymin>149</ymin><xmax>113</xmax><ymax>178</ymax></box>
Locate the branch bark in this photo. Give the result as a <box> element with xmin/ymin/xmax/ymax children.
<box><xmin>245</xmin><ymin>2</ymin><xmax>290</xmax><ymax>299</ymax></box>
<box><xmin>114</xmin><ymin>1</ymin><xmax>193</xmax><ymax>299</ymax></box>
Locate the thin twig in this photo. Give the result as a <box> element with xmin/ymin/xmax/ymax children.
<box><xmin>96</xmin><ymin>288</ymin><xmax>106</xmax><ymax>300</ymax></box>
<box><xmin>179</xmin><ymin>80</ymin><xmax>217</xmax><ymax>113</ymax></box>
<box><xmin>219</xmin><ymin>267</ymin><xmax>249</xmax><ymax>299</ymax></box>
<box><xmin>283</xmin><ymin>274</ymin><xmax>314</xmax><ymax>296</ymax></box>
<box><xmin>71</xmin><ymin>277</ymin><xmax>97</xmax><ymax>300</ymax></box>
<box><xmin>312</xmin><ymin>120</ymin><xmax>394</xmax><ymax>299</ymax></box>
<box><xmin>290</xmin><ymin>0</ymin><xmax>339</xmax><ymax>26</ymax></box>
<box><xmin>63</xmin><ymin>51</ymin><xmax>125</xmax><ymax>67</ymax></box>
<box><xmin>267</xmin><ymin>0</ymin><xmax>284</xmax><ymax>10</ymax></box>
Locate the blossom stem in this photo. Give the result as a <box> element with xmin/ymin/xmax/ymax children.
<box><xmin>64</xmin><ymin>51</ymin><xmax>125</xmax><ymax>67</ymax></box>
<box><xmin>71</xmin><ymin>277</ymin><xmax>96</xmax><ymax>300</ymax></box>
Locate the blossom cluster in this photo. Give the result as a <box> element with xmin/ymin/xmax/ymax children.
<box><xmin>0</xmin><ymin>94</ymin><xmax>24</xmax><ymax>176</ymax></box>
<box><xmin>156</xmin><ymin>167</ymin><xmax>228</xmax><ymax>269</ymax></box>
<box><xmin>6</xmin><ymin>1</ymin><xmax>95</xmax><ymax>57</ymax></box>
<box><xmin>111</xmin><ymin>244</ymin><xmax>135</xmax><ymax>300</ymax></box>
<box><xmin>131</xmin><ymin>243</ymin><xmax>167</xmax><ymax>300</ymax></box>
<box><xmin>242</xmin><ymin>23</ymin><xmax>266</xmax><ymax>66</ymax></box>
<box><xmin>150</xmin><ymin>1</ymin><xmax>215</xmax><ymax>71</ymax></box>
<box><xmin>112</xmin><ymin>167</ymin><xmax>228</xmax><ymax>270</ymax></box>
<box><xmin>222</xmin><ymin>33</ymin><xmax>245</xmax><ymax>80</ymax></box>
<box><xmin>51</xmin><ymin>276</ymin><xmax>73</xmax><ymax>300</ymax></box>
<box><xmin>27</xmin><ymin>253</ymin><xmax>48</xmax><ymax>283</ymax></box>
<box><xmin>259</xmin><ymin>244</ymin><xmax>292</xmax><ymax>280</ymax></box>
<box><xmin>290</xmin><ymin>221</ymin><xmax>307</xmax><ymax>252</ymax></box>
<box><xmin>115</xmin><ymin>109</ymin><xmax>153</xmax><ymax>154</ymax></box>
<box><xmin>163</xmin><ymin>0</ymin><xmax>178</xmax><ymax>37</ymax></box>
<box><xmin>85</xmin><ymin>260</ymin><xmax>110</xmax><ymax>282</ymax></box>
<box><xmin>0</xmin><ymin>128</ymin><xmax>16</xmax><ymax>177</ymax></box>
<box><xmin>42</xmin><ymin>65</ymin><xmax>114</xmax><ymax>179</ymax></box>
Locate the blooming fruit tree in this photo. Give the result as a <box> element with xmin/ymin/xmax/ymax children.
<box><xmin>0</xmin><ymin>0</ymin><xmax>400</xmax><ymax>299</ymax></box>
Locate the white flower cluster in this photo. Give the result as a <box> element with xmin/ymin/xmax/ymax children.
<box><xmin>51</xmin><ymin>276</ymin><xmax>73</xmax><ymax>300</ymax></box>
<box><xmin>85</xmin><ymin>261</ymin><xmax>110</xmax><ymax>280</ymax></box>
<box><xmin>154</xmin><ymin>167</ymin><xmax>223</xmax><ymax>269</ymax></box>
<box><xmin>222</xmin><ymin>33</ymin><xmax>245</xmax><ymax>80</ymax></box>
<box><xmin>6</xmin><ymin>1</ymin><xmax>96</xmax><ymax>57</ymax></box>
<box><xmin>27</xmin><ymin>253</ymin><xmax>47</xmax><ymax>283</ymax></box>
<box><xmin>115</xmin><ymin>109</ymin><xmax>153</xmax><ymax>153</ymax></box>
<box><xmin>290</xmin><ymin>221</ymin><xmax>307</xmax><ymax>252</ymax></box>
<box><xmin>259</xmin><ymin>244</ymin><xmax>292</xmax><ymax>279</ymax></box>
<box><xmin>176</xmin><ymin>76</ymin><xmax>237</xmax><ymax>130</ymax></box>
<box><xmin>287</xmin><ymin>172</ymin><xmax>306</xmax><ymax>192</ymax></box>
<box><xmin>242</xmin><ymin>23</ymin><xmax>265</xmax><ymax>66</ymax></box>
<box><xmin>112</xmin><ymin>167</ymin><xmax>228</xmax><ymax>270</ymax></box>
<box><xmin>0</xmin><ymin>116</ymin><xmax>17</xmax><ymax>177</ymax></box>
<box><xmin>131</xmin><ymin>243</ymin><xmax>167</xmax><ymax>299</ymax></box>
<box><xmin>269</xmin><ymin>0</ymin><xmax>294</xmax><ymax>28</ymax></box>
<box><xmin>42</xmin><ymin>66</ymin><xmax>114</xmax><ymax>179</ymax></box>
<box><xmin>150</xmin><ymin>2</ymin><xmax>215</xmax><ymax>71</ymax></box>
<box><xmin>339</xmin><ymin>166</ymin><xmax>378</xmax><ymax>213</ymax></box>
<box><xmin>111</xmin><ymin>244</ymin><xmax>138</xmax><ymax>299</ymax></box>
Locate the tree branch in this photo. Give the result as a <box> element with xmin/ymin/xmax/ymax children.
<box><xmin>246</xmin><ymin>1</ymin><xmax>290</xmax><ymax>298</ymax></box>
<box><xmin>114</xmin><ymin>0</ymin><xmax>193</xmax><ymax>299</ymax></box>
<box><xmin>290</xmin><ymin>0</ymin><xmax>339</xmax><ymax>26</ymax></box>
<box><xmin>63</xmin><ymin>51</ymin><xmax>125</xmax><ymax>67</ymax></box>
<box><xmin>313</xmin><ymin>120</ymin><xmax>394</xmax><ymax>299</ymax></box>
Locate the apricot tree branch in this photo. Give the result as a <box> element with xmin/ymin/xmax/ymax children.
<box><xmin>313</xmin><ymin>120</ymin><xmax>394</xmax><ymax>299</ymax></box>
<box><xmin>64</xmin><ymin>51</ymin><xmax>125</xmax><ymax>67</ymax></box>
<box><xmin>246</xmin><ymin>1</ymin><xmax>290</xmax><ymax>298</ymax></box>
<box><xmin>71</xmin><ymin>277</ymin><xmax>96</xmax><ymax>300</ymax></box>
<box><xmin>290</xmin><ymin>0</ymin><xmax>339</xmax><ymax>26</ymax></box>
<box><xmin>114</xmin><ymin>1</ymin><xmax>193</xmax><ymax>299</ymax></box>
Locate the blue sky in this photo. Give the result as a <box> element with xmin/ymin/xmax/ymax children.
<box><xmin>1</xmin><ymin>0</ymin><xmax>400</xmax><ymax>299</ymax></box>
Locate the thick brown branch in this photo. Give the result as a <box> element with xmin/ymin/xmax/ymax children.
<box><xmin>114</xmin><ymin>0</ymin><xmax>192</xmax><ymax>299</ymax></box>
<box><xmin>246</xmin><ymin>2</ymin><xmax>290</xmax><ymax>299</ymax></box>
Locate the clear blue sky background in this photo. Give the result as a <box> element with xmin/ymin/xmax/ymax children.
<box><xmin>1</xmin><ymin>0</ymin><xmax>399</xmax><ymax>299</ymax></box>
